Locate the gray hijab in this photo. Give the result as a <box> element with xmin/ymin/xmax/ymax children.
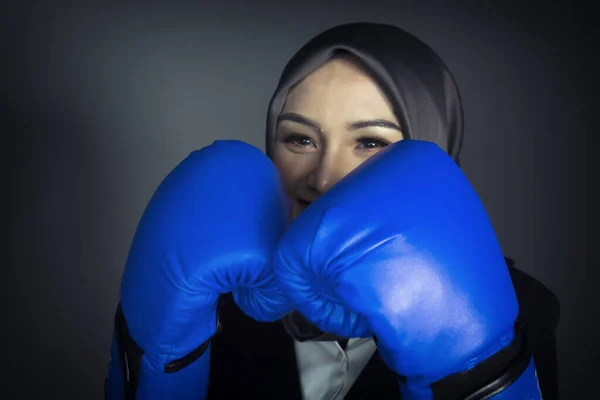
<box><xmin>265</xmin><ymin>22</ymin><xmax>464</xmax><ymax>165</ymax></box>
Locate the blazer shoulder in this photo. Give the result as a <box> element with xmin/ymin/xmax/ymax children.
<box><xmin>505</xmin><ymin>257</ymin><xmax>561</xmax><ymax>332</ymax></box>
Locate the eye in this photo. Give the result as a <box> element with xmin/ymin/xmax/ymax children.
<box><xmin>284</xmin><ymin>133</ymin><xmax>316</xmax><ymax>148</ymax></box>
<box><xmin>356</xmin><ymin>136</ymin><xmax>391</xmax><ymax>150</ymax></box>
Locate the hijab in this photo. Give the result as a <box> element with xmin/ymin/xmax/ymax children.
<box><xmin>265</xmin><ymin>22</ymin><xmax>464</xmax><ymax>164</ymax></box>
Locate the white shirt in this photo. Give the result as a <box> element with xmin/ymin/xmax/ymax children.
<box><xmin>295</xmin><ymin>338</ymin><xmax>377</xmax><ymax>400</ymax></box>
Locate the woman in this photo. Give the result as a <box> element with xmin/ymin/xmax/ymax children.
<box><xmin>207</xmin><ymin>23</ymin><xmax>560</xmax><ymax>399</ymax></box>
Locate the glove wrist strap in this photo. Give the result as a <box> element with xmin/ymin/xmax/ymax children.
<box><xmin>429</xmin><ymin>323</ymin><xmax>532</xmax><ymax>400</ymax></box>
<box><xmin>113</xmin><ymin>302</ymin><xmax>221</xmax><ymax>399</ymax></box>
<box><xmin>375</xmin><ymin>323</ymin><xmax>532</xmax><ymax>400</ymax></box>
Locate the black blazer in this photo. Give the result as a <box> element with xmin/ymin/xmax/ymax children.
<box><xmin>206</xmin><ymin>259</ymin><xmax>560</xmax><ymax>399</ymax></box>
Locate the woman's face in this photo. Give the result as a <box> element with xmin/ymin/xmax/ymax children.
<box><xmin>271</xmin><ymin>56</ymin><xmax>404</xmax><ymax>219</ymax></box>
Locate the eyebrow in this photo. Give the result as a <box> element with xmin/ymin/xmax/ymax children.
<box><xmin>348</xmin><ymin>119</ymin><xmax>402</xmax><ymax>132</ymax></box>
<box><xmin>277</xmin><ymin>113</ymin><xmax>322</xmax><ymax>131</ymax></box>
<box><xmin>277</xmin><ymin>112</ymin><xmax>402</xmax><ymax>132</ymax></box>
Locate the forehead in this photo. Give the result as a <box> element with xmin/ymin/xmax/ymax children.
<box><xmin>294</xmin><ymin>56</ymin><xmax>373</xmax><ymax>90</ymax></box>
<box><xmin>283</xmin><ymin>57</ymin><xmax>394</xmax><ymax>117</ymax></box>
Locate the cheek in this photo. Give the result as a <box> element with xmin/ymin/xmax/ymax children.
<box><xmin>272</xmin><ymin>147</ymin><xmax>314</xmax><ymax>194</ymax></box>
<box><xmin>336</xmin><ymin>150</ymin><xmax>375</xmax><ymax>176</ymax></box>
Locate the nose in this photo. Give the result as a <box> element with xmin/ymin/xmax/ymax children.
<box><xmin>306</xmin><ymin>149</ymin><xmax>355</xmax><ymax>196</ymax></box>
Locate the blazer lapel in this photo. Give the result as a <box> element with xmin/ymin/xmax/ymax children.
<box><xmin>208</xmin><ymin>294</ymin><xmax>400</xmax><ymax>399</ymax></box>
<box><xmin>345</xmin><ymin>347</ymin><xmax>401</xmax><ymax>399</ymax></box>
<box><xmin>207</xmin><ymin>294</ymin><xmax>302</xmax><ymax>399</ymax></box>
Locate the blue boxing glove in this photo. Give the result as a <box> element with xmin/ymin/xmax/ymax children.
<box><xmin>274</xmin><ymin>140</ymin><xmax>542</xmax><ymax>400</ymax></box>
<box><xmin>105</xmin><ymin>140</ymin><xmax>291</xmax><ymax>399</ymax></box>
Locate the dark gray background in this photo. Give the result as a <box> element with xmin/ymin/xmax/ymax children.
<box><xmin>3</xmin><ymin>1</ymin><xmax>595</xmax><ymax>398</ymax></box>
